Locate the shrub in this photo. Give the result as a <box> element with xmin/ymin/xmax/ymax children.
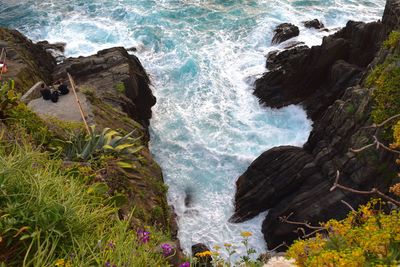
<box><xmin>59</xmin><ymin>126</ymin><xmax>144</xmax><ymax>162</ymax></box>
<box><xmin>287</xmin><ymin>200</ymin><xmax>400</xmax><ymax>267</ymax></box>
<box><xmin>366</xmin><ymin>56</ymin><xmax>400</xmax><ymax>141</ymax></box>
<box><xmin>384</xmin><ymin>31</ymin><xmax>400</xmax><ymax>49</ymax></box>
<box><xmin>5</xmin><ymin>104</ymin><xmax>54</xmax><ymax>146</ymax></box>
<box><xmin>0</xmin><ymin>80</ymin><xmax>20</xmax><ymax>119</ymax></box>
<box><xmin>114</xmin><ymin>82</ymin><xmax>126</xmax><ymax>94</ymax></box>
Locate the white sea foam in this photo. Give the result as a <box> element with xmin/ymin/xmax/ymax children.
<box><xmin>9</xmin><ymin>0</ymin><xmax>386</xmax><ymax>261</ymax></box>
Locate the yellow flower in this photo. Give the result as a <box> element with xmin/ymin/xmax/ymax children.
<box><xmin>224</xmin><ymin>243</ymin><xmax>232</xmax><ymax>247</ymax></box>
<box><xmin>196</xmin><ymin>250</ymin><xmax>212</xmax><ymax>257</ymax></box>
<box><xmin>55</xmin><ymin>259</ymin><xmax>65</xmax><ymax>267</ymax></box>
<box><xmin>390</xmin><ymin>183</ymin><xmax>400</xmax><ymax>196</ymax></box>
<box><xmin>240</xmin><ymin>231</ymin><xmax>252</xmax><ymax>238</ymax></box>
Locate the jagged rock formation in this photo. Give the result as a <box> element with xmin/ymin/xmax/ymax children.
<box><xmin>232</xmin><ymin>0</ymin><xmax>400</xmax><ymax>250</ymax></box>
<box><xmin>37</xmin><ymin>40</ymin><xmax>66</xmax><ymax>63</ymax></box>
<box><xmin>255</xmin><ymin>20</ymin><xmax>385</xmax><ymax>121</ymax></box>
<box><xmin>53</xmin><ymin>47</ymin><xmax>156</xmax><ymax>130</ymax></box>
<box><xmin>271</xmin><ymin>23</ymin><xmax>300</xmax><ymax>44</ymax></box>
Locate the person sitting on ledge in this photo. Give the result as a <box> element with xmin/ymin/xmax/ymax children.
<box><xmin>55</xmin><ymin>80</ymin><xmax>69</xmax><ymax>95</ymax></box>
<box><xmin>49</xmin><ymin>86</ymin><xmax>59</xmax><ymax>103</ymax></box>
<box><xmin>40</xmin><ymin>83</ymin><xmax>52</xmax><ymax>100</ymax></box>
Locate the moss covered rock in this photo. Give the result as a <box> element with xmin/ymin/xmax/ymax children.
<box><xmin>0</xmin><ymin>27</ymin><xmax>56</xmax><ymax>92</ymax></box>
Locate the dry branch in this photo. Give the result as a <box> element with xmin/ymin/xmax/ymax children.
<box><xmin>364</xmin><ymin>114</ymin><xmax>400</xmax><ymax>129</ymax></box>
<box><xmin>351</xmin><ymin>135</ymin><xmax>400</xmax><ymax>154</ymax></box>
<box><xmin>330</xmin><ymin>171</ymin><xmax>400</xmax><ymax>207</ymax></box>
<box><xmin>279</xmin><ymin>212</ymin><xmax>324</xmax><ymax>230</ymax></box>
<box><xmin>341</xmin><ymin>200</ymin><xmax>356</xmax><ymax>211</ymax></box>
<box><xmin>352</xmin><ymin>113</ymin><xmax>400</xmax><ymax>154</ymax></box>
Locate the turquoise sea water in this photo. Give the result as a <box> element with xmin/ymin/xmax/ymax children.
<box><xmin>0</xmin><ymin>0</ymin><xmax>385</xmax><ymax>258</ymax></box>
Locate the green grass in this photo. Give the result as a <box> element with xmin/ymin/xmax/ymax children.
<box><xmin>0</xmin><ymin>140</ymin><xmax>172</xmax><ymax>266</ymax></box>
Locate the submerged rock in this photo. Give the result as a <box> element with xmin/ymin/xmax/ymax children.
<box><xmin>303</xmin><ymin>19</ymin><xmax>325</xmax><ymax>29</ymax></box>
<box><xmin>271</xmin><ymin>23</ymin><xmax>300</xmax><ymax>45</ymax></box>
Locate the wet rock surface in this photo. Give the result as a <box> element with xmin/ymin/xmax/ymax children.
<box><xmin>271</xmin><ymin>23</ymin><xmax>300</xmax><ymax>44</ymax></box>
<box><xmin>37</xmin><ymin>40</ymin><xmax>66</xmax><ymax>63</ymax></box>
<box><xmin>303</xmin><ymin>19</ymin><xmax>325</xmax><ymax>29</ymax></box>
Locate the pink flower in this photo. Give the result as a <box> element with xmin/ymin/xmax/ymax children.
<box><xmin>160</xmin><ymin>243</ymin><xmax>174</xmax><ymax>257</ymax></box>
<box><xmin>137</xmin><ymin>229</ymin><xmax>150</xmax><ymax>243</ymax></box>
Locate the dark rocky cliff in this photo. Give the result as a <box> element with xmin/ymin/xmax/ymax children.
<box><xmin>0</xmin><ymin>28</ymin><xmax>56</xmax><ymax>91</ymax></box>
<box><xmin>52</xmin><ymin>47</ymin><xmax>156</xmax><ymax>130</ymax></box>
<box><xmin>0</xmin><ymin>27</ymin><xmax>172</xmax><ymax>233</ymax></box>
<box><xmin>232</xmin><ymin>0</ymin><xmax>400</xmax><ymax>250</ymax></box>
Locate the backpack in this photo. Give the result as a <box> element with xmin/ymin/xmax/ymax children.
<box><xmin>58</xmin><ymin>84</ymin><xmax>69</xmax><ymax>95</ymax></box>
<box><xmin>50</xmin><ymin>91</ymin><xmax>59</xmax><ymax>103</ymax></box>
<box><xmin>40</xmin><ymin>88</ymin><xmax>52</xmax><ymax>100</ymax></box>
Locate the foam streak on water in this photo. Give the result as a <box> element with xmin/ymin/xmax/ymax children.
<box><xmin>0</xmin><ymin>0</ymin><xmax>385</xmax><ymax>258</ymax></box>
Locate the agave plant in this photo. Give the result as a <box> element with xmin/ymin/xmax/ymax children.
<box><xmin>62</xmin><ymin>126</ymin><xmax>144</xmax><ymax>161</ymax></box>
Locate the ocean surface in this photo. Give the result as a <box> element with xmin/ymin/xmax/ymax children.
<box><xmin>0</xmin><ymin>0</ymin><xmax>385</xmax><ymax>259</ymax></box>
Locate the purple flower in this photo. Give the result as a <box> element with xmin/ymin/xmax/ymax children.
<box><xmin>137</xmin><ymin>229</ymin><xmax>150</xmax><ymax>243</ymax></box>
<box><xmin>106</xmin><ymin>240</ymin><xmax>115</xmax><ymax>250</ymax></box>
<box><xmin>179</xmin><ymin>262</ymin><xmax>190</xmax><ymax>267</ymax></box>
<box><xmin>104</xmin><ymin>263</ymin><xmax>116</xmax><ymax>267</ymax></box>
<box><xmin>160</xmin><ymin>243</ymin><xmax>174</xmax><ymax>257</ymax></box>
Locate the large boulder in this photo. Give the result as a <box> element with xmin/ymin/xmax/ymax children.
<box><xmin>52</xmin><ymin>47</ymin><xmax>156</xmax><ymax>130</ymax></box>
<box><xmin>230</xmin><ymin>146</ymin><xmax>314</xmax><ymax>223</ymax></box>
<box><xmin>271</xmin><ymin>23</ymin><xmax>300</xmax><ymax>45</ymax></box>
<box><xmin>37</xmin><ymin>40</ymin><xmax>66</xmax><ymax>63</ymax></box>
<box><xmin>303</xmin><ymin>19</ymin><xmax>325</xmax><ymax>29</ymax></box>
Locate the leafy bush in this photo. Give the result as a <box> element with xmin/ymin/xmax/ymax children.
<box><xmin>114</xmin><ymin>82</ymin><xmax>126</xmax><ymax>94</ymax></box>
<box><xmin>392</xmin><ymin>120</ymin><xmax>400</xmax><ymax>149</ymax></box>
<box><xmin>287</xmin><ymin>200</ymin><xmax>400</xmax><ymax>267</ymax></box>
<box><xmin>384</xmin><ymin>31</ymin><xmax>400</xmax><ymax>49</ymax></box>
<box><xmin>5</xmin><ymin>104</ymin><xmax>54</xmax><ymax>146</ymax></box>
<box><xmin>0</xmin><ymin>80</ymin><xmax>20</xmax><ymax>119</ymax></box>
